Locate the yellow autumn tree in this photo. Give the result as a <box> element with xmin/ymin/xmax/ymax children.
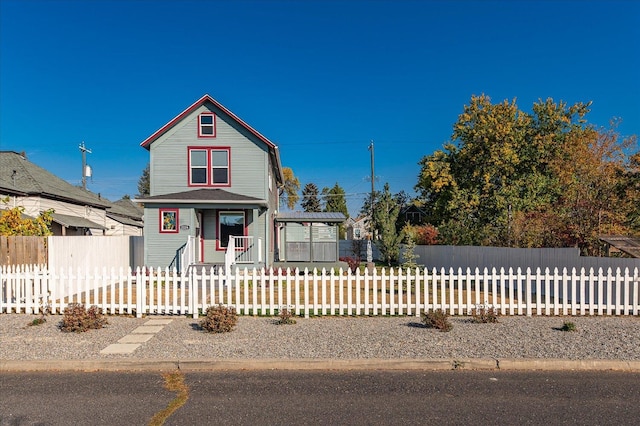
<box><xmin>0</xmin><ymin>198</ymin><xmax>53</xmax><ymax>236</ymax></box>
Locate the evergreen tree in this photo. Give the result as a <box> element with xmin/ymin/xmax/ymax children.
<box><xmin>301</xmin><ymin>183</ymin><xmax>321</xmax><ymax>212</ymax></box>
<box><xmin>322</xmin><ymin>183</ymin><xmax>349</xmax><ymax>238</ymax></box>
<box><xmin>137</xmin><ymin>163</ymin><xmax>150</xmax><ymax>197</ymax></box>
<box><xmin>373</xmin><ymin>183</ymin><xmax>403</xmax><ymax>265</ymax></box>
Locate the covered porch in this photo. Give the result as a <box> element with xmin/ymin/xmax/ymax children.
<box><xmin>274</xmin><ymin>212</ymin><xmax>348</xmax><ymax>271</ymax></box>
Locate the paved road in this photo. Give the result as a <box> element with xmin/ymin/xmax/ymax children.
<box><xmin>2</xmin><ymin>370</ymin><xmax>640</xmax><ymax>425</ymax></box>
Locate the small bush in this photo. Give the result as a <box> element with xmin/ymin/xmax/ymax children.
<box><xmin>561</xmin><ymin>321</ymin><xmax>577</xmax><ymax>332</ymax></box>
<box><xmin>339</xmin><ymin>256</ymin><xmax>360</xmax><ymax>273</ymax></box>
<box><xmin>422</xmin><ymin>309</ymin><xmax>453</xmax><ymax>332</ymax></box>
<box><xmin>471</xmin><ymin>304</ymin><xmax>499</xmax><ymax>323</ymax></box>
<box><xmin>200</xmin><ymin>304</ymin><xmax>238</xmax><ymax>333</ymax></box>
<box><xmin>59</xmin><ymin>303</ymin><xmax>108</xmax><ymax>333</ymax></box>
<box><xmin>276</xmin><ymin>307</ymin><xmax>296</xmax><ymax>325</ymax></box>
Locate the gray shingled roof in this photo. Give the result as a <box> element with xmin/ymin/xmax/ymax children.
<box><xmin>51</xmin><ymin>212</ymin><xmax>107</xmax><ymax>230</ymax></box>
<box><xmin>108</xmin><ymin>198</ymin><xmax>144</xmax><ymax>220</ymax></box>
<box><xmin>137</xmin><ymin>188</ymin><xmax>267</xmax><ymax>205</ymax></box>
<box><xmin>0</xmin><ymin>151</ymin><xmax>111</xmax><ymax>208</ymax></box>
<box><xmin>106</xmin><ymin>212</ymin><xmax>144</xmax><ymax>227</ymax></box>
<box><xmin>276</xmin><ymin>212</ymin><xmax>346</xmax><ymax>223</ymax></box>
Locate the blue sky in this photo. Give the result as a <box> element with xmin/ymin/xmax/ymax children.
<box><xmin>1</xmin><ymin>0</ymin><xmax>638</xmax><ymax>216</ymax></box>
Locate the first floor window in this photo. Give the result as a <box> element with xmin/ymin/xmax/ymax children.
<box><xmin>160</xmin><ymin>209</ymin><xmax>179</xmax><ymax>233</ymax></box>
<box><xmin>218</xmin><ymin>211</ymin><xmax>245</xmax><ymax>248</ymax></box>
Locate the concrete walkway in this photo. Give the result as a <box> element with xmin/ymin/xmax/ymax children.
<box><xmin>100</xmin><ymin>319</ymin><xmax>173</xmax><ymax>355</ymax></box>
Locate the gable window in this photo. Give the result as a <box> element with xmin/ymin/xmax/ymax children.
<box><xmin>188</xmin><ymin>146</ymin><xmax>231</xmax><ymax>187</ymax></box>
<box><xmin>160</xmin><ymin>208</ymin><xmax>179</xmax><ymax>233</ymax></box>
<box><xmin>218</xmin><ymin>211</ymin><xmax>245</xmax><ymax>249</ymax></box>
<box><xmin>198</xmin><ymin>113</ymin><xmax>216</xmax><ymax>137</ymax></box>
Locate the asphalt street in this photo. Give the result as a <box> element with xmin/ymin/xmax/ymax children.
<box><xmin>2</xmin><ymin>370</ymin><xmax>640</xmax><ymax>425</ymax></box>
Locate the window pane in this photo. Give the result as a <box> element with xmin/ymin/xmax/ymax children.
<box><xmin>200</xmin><ymin>126</ymin><xmax>214</xmax><ymax>135</ymax></box>
<box><xmin>211</xmin><ymin>150</ymin><xmax>228</xmax><ymax>166</ymax></box>
<box><xmin>200</xmin><ymin>115</ymin><xmax>214</xmax><ymax>124</ymax></box>
<box><xmin>190</xmin><ymin>150</ymin><xmax>207</xmax><ymax>166</ymax></box>
<box><xmin>219</xmin><ymin>212</ymin><xmax>244</xmax><ymax>247</ymax></box>
<box><xmin>162</xmin><ymin>211</ymin><xmax>177</xmax><ymax>232</ymax></box>
<box><xmin>212</xmin><ymin>168</ymin><xmax>228</xmax><ymax>184</ymax></box>
<box><xmin>191</xmin><ymin>168</ymin><xmax>207</xmax><ymax>184</ymax></box>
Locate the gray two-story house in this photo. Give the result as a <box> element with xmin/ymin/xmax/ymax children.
<box><xmin>138</xmin><ymin>94</ymin><xmax>284</xmax><ymax>270</ymax></box>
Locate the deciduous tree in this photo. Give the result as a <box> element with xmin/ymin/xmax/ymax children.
<box><xmin>0</xmin><ymin>198</ymin><xmax>53</xmax><ymax>236</ymax></box>
<box><xmin>279</xmin><ymin>167</ymin><xmax>300</xmax><ymax>210</ymax></box>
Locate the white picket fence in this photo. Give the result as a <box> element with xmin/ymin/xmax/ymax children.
<box><xmin>1</xmin><ymin>265</ymin><xmax>639</xmax><ymax>318</ymax></box>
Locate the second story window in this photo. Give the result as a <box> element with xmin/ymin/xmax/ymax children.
<box><xmin>188</xmin><ymin>147</ymin><xmax>230</xmax><ymax>187</ymax></box>
<box><xmin>198</xmin><ymin>113</ymin><xmax>216</xmax><ymax>137</ymax></box>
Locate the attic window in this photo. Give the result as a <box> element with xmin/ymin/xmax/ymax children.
<box><xmin>198</xmin><ymin>113</ymin><xmax>216</xmax><ymax>137</ymax></box>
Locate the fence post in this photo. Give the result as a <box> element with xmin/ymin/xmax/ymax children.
<box><xmin>135</xmin><ymin>267</ymin><xmax>143</xmax><ymax>318</ymax></box>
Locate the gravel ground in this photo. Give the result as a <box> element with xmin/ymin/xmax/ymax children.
<box><xmin>1</xmin><ymin>314</ymin><xmax>639</xmax><ymax>361</ymax></box>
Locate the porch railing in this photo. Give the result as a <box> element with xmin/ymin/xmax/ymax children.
<box><xmin>180</xmin><ymin>235</ymin><xmax>197</xmax><ymax>275</ymax></box>
<box><xmin>225</xmin><ymin>236</ymin><xmax>262</xmax><ymax>274</ymax></box>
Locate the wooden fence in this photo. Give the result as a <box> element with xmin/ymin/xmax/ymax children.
<box><xmin>1</xmin><ymin>265</ymin><xmax>638</xmax><ymax>318</ymax></box>
<box><xmin>0</xmin><ymin>236</ymin><xmax>47</xmax><ymax>266</ymax></box>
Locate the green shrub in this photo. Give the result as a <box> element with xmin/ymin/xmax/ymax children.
<box><xmin>422</xmin><ymin>309</ymin><xmax>453</xmax><ymax>332</ymax></box>
<box><xmin>200</xmin><ymin>304</ymin><xmax>238</xmax><ymax>333</ymax></box>
<box><xmin>276</xmin><ymin>307</ymin><xmax>296</xmax><ymax>325</ymax></box>
<box><xmin>471</xmin><ymin>304</ymin><xmax>499</xmax><ymax>323</ymax></box>
<box><xmin>560</xmin><ymin>321</ymin><xmax>577</xmax><ymax>332</ymax></box>
<box><xmin>59</xmin><ymin>303</ymin><xmax>108</xmax><ymax>333</ymax></box>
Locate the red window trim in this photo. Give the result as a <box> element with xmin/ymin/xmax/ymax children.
<box><xmin>187</xmin><ymin>146</ymin><xmax>231</xmax><ymax>187</ymax></box>
<box><xmin>159</xmin><ymin>208</ymin><xmax>179</xmax><ymax>233</ymax></box>
<box><xmin>198</xmin><ymin>112</ymin><xmax>216</xmax><ymax>138</ymax></box>
<box><xmin>216</xmin><ymin>210</ymin><xmax>247</xmax><ymax>251</ymax></box>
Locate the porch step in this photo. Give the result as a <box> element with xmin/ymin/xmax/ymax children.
<box><xmin>187</xmin><ymin>263</ymin><xmax>224</xmax><ymax>274</ymax></box>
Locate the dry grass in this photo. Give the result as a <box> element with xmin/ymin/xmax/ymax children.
<box><xmin>49</xmin><ymin>276</ymin><xmax>518</xmax><ymax>316</ymax></box>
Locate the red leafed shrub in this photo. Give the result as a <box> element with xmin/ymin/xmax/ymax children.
<box><xmin>339</xmin><ymin>256</ymin><xmax>360</xmax><ymax>273</ymax></box>
<box><xmin>414</xmin><ymin>225</ymin><xmax>439</xmax><ymax>245</ymax></box>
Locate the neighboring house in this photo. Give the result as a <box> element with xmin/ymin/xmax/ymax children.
<box><xmin>346</xmin><ymin>215</ymin><xmax>371</xmax><ymax>240</ymax></box>
<box><xmin>0</xmin><ymin>151</ymin><xmax>110</xmax><ymax>235</ymax></box>
<box><xmin>136</xmin><ymin>94</ymin><xmax>285</xmax><ymax>269</ymax></box>
<box><xmin>401</xmin><ymin>205</ymin><xmax>427</xmax><ymax>226</ymax></box>
<box><xmin>105</xmin><ymin>198</ymin><xmax>144</xmax><ymax>236</ymax></box>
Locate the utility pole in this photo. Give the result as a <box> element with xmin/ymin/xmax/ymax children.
<box><xmin>368</xmin><ymin>140</ymin><xmax>375</xmax><ymax>237</ymax></box>
<box><xmin>79</xmin><ymin>142</ymin><xmax>92</xmax><ymax>190</ymax></box>
<box><xmin>367</xmin><ymin>140</ymin><xmax>375</xmax><ymax>272</ymax></box>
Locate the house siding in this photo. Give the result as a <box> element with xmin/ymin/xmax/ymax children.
<box><xmin>144</xmin><ymin>206</ymin><xmax>195</xmax><ymax>267</ymax></box>
<box><xmin>149</xmin><ymin>104</ymin><xmax>269</xmax><ymax>200</ymax></box>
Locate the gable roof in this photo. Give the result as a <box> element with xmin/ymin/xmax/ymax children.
<box><xmin>0</xmin><ymin>151</ymin><xmax>111</xmax><ymax>209</ymax></box>
<box><xmin>139</xmin><ymin>94</ymin><xmax>284</xmax><ymax>185</ymax></box>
